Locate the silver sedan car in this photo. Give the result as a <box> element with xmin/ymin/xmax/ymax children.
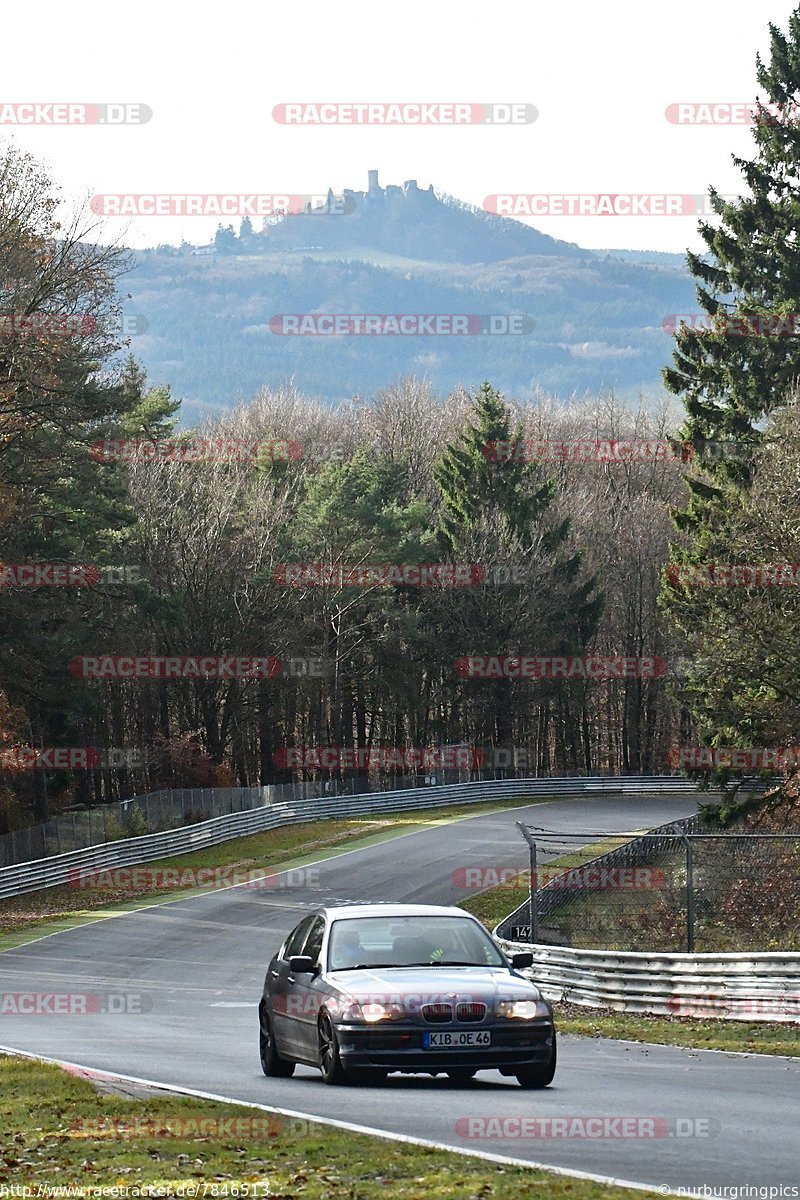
<box><xmin>259</xmin><ymin>903</ymin><xmax>556</xmax><ymax>1087</ymax></box>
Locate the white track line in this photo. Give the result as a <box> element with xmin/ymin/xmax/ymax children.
<box><xmin>0</xmin><ymin>1042</ymin><xmax>715</xmax><ymax>1198</ymax></box>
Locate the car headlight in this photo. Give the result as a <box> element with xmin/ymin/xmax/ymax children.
<box><xmin>496</xmin><ymin>999</ymin><xmax>549</xmax><ymax>1020</ymax></box>
<box><xmin>337</xmin><ymin>1000</ymin><xmax>405</xmax><ymax>1023</ymax></box>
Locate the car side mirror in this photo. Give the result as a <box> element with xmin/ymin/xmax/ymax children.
<box><xmin>289</xmin><ymin>955</ymin><xmax>317</xmax><ymax>974</ymax></box>
<box><xmin>511</xmin><ymin>951</ymin><xmax>533</xmax><ymax>969</ymax></box>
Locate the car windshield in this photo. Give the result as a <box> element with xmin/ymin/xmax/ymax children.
<box><xmin>327</xmin><ymin>915</ymin><xmax>506</xmax><ymax>971</ymax></box>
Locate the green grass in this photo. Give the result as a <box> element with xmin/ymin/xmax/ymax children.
<box><xmin>0</xmin><ymin>795</ymin><xmax>556</xmax><ymax>951</ymax></box>
<box><xmin>553</xmin><ymin>1004</ymin><xmax>799</xmax><ymax>1056</ymax></box>
<box><xmin>0</xmin><ymin>1053</ymin><xmax>663</xmax><ymax>1197</ymax></box>
<box><xmin>460</xmin><ymin>838</ymin><xmax>630</xmax><ymax>929</ymax></box>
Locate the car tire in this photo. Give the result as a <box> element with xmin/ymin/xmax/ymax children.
<box><xmin>259</xmin><ymin>1011</ymin><xmax>295</xmax><ymax>1077</ymax></box>
<box><xmin>318</xmin><ymin>1012</ymin><xmax>348</xmax><ymax>1085</ymax></box>
<box><xmin>515</xmin><ymin>1038</ymin><xmax>557</xmax><ymax>1089</ymax></box>
<box><xmin>446</xmin><ymin>1068</ymin><xmax>477</xmax><ymax>1085</ymax></box>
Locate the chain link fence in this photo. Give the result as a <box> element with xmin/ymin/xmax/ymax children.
<box><xmin>0</xmin><ymin>775</ymin><xmax>430</xmax><ymax>868</ymax></box>
<box><xmin>498</xmin><ymin>819</ymin><xmax>800</xmax><ymax>953</ymax></box>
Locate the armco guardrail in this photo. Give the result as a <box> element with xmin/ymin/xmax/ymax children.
<box><xmin>0</xmin><ymin>776</ymin><xmax>427</xmax><ymax>867</ymax></box>
<box><xmin>494</xmin><ymin>937</ymin><xmax>800</xmax><ymax>1022</ymax></box>
<box><xmin>0</xmin><ymin>773</ymin><xmax>710</xmax><ymax>868</ymax></box>
<box><xmin>0</xmin><ymin>775</ymin><xmax>701</xmax><ymax>900</ymax></box>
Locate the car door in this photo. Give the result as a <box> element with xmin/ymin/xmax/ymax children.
<box><xmin>289</xmin><ymin>915</ymin><xmax>327</xmax><ymax>1060</ymax></box>
<box><xmin>269</xmin><ymin>914</ymin><xmax>315</xmax><ymax>1054</ymax></box>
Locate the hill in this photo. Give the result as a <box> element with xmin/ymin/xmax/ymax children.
<box><xmin>119</xmin><ymin>171</ymin><xmax>697</xmax><ymax>417</ymax></box>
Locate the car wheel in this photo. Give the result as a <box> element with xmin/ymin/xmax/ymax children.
<box><xmin>446</xmin><ymin>1068</ymin><xmax>477</xmax><ymax>1085</ymax></box>
<box><xmin>515</xmin><ymin>1038</ymin><xmax>557</xmax><ymax>1089</ymax></box>
<box><xmin>259</xmin><ymin>1011</ymin><xmax>295</xmax><ymax>1077</ymax></box>
<box><xmin>318</xmin><ymin>1012</ymin><xmax>348</xmax><ymax>1085</ymax></box>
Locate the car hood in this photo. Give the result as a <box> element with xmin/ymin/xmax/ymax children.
<box><xmin>326</xmin><ymin>965</ymin><xmax>543</xmax><ymax>1003</ymax></box>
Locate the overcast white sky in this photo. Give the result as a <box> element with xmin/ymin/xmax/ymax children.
<box><xmin>3</xmin><ymin>0</ymin><xmax>796</xmax><ymax>253</ymax></box>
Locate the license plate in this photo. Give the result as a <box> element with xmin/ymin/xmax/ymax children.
<box><xmin>423</xmin><ymin>1030</ymin><xmax>491</xmax><ymax>1048</ymax></box>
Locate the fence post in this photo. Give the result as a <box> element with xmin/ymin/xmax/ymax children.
<box><xmin>683</xmin><ymin>835</ymin><xmax>695</xmax><ymax>953</ymax></box>
<box><xmin>530</xmin><ymin>839</ymin><xmax>538</xmax><ymax>944</ymax></box>
<box><xmin>516</xmin><ymin>822</ymin><xmax>538</xmax><ymax>944</ymax></box>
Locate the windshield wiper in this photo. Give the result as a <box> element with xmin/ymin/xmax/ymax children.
<box><xmin>329</xmin><ymin>963</ymin><xmax>371</xmax><ymax>971</ymax></box>
<box><xmin>427</xmin><ymin>960</ymin><xmax>484</xmax><ymax>967</ymax></box>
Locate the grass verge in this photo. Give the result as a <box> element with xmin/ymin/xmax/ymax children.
<box><xmin>0</xmin><ymin>1053</ymin><xmax>662</xmax><ymax>1197</ymax></box>
<box><xmin>460</xmin><ymin>837</ymin><xmax>629</xmax><ymax>929</ymax></box>
<box><xmin>552</xmin><ymin>1003</ymin><xmax>799</xmax><ymax>1057</ymax></box>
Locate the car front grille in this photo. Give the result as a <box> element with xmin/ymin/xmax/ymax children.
<box><xmin>421</xmin><ymin>1003</ymin><xmax>452</xmax><ymax>1023</ymax></box>
<box><xmin>420</xmin><ymin>1001</ymin><xmax>487</xmax><ymax>1023</ymax></box>
<box><xmin>456</xmin><ymin>1002</ymin><xmax>486</xmax><ymax>1022</ymax></box>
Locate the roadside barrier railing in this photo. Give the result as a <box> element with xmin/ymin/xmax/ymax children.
<box><xmin>0</xmin><ymin>775</ymin><xmax>706</xmax><ymax>900</ymax></box>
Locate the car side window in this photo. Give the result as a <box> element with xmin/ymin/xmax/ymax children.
<box><xmin>301</xmin><ymin>916</ymin><xmax>325</xmax><ymax>965</ymax></box>
<box><xmin>283</xmin><ymin>915</ymin><xmax>315</xmax><ymax>960</ymax></box>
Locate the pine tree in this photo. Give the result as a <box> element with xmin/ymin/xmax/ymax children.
<box><xmin>435</xmin><ymin>381</ymin><xmax>556</xmax><ymax>552</ymax></box>
<box><xmin>433</xmin><ymin>382</ymin><xmax>603</xmax><ymax>761</ymax></box>
<box><xmin>662</xmin><ymin>10</ymin><xmax>800</xmax><ymax>779</ymax></box>
<box><xmin>664</xmin><ymin>7</ymin><xmax>800</xmax><ymax>514</ymax></box>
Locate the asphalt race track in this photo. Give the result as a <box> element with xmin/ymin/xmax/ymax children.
<box><xmin>1</xmin><ymin>795</ymin><xmax>798</xmax><ymax>1193</ymax></box>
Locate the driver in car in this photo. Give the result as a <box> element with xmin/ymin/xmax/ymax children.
<box><xmin>334</xmin><ymin>926</ymin><xmax>366</xmax><ymax>969</ymax></box>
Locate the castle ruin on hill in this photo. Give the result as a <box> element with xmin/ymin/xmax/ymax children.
<box><xmin>312</xmin><ymin>169</ymin><xmax>437</xmax><ymax>214</ymax></box>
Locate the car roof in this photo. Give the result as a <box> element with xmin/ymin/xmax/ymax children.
<box><xmin>323</xmin><ymin>903</ymin><xmax>476</xmax><ymax>921</ymax></box>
